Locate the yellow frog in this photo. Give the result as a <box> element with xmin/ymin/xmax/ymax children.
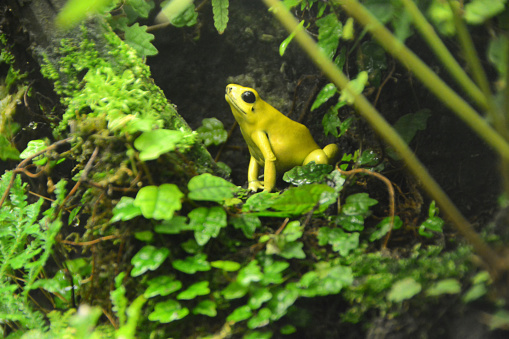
<box><xmin>225</xmin><ymin>84</ymin><xmax>339</xmax><ymax>192</ymax></box>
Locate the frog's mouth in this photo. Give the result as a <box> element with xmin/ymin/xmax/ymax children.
<box><xmin>225</xmin><ymin>90</ymin><xmax>247</xmax><ymax>115</ymax></box>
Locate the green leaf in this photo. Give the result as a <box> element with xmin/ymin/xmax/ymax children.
<box><xmin>267</xmin><ymin>287</ymin><xmax>298</xmax><ymax>320</ymax></box>
<box><xmin>124</xmin><ymin>23</ymin><xmax>158</xmax><ymax>57</ymax></box>
<box><xmin>188</xmin><ymin>206</ymin><xmax>227</xmax><ymax>245</ymax></box>
<box><xmin>322</xmin><ymin>107</ymin><xmax>342</xmax><ymax>138</ymax></box>
<box><xmin>297</xmin><ymin>263</ymin><xmax>353</xmax><ymax>297</ymax></box>
<box><xmin>427</xmin><ymin>0</ymin><xmax>455</xmax><ymax>36</ymax></box>
<box><xmin>134</xmin><ymin>184</ymin><xmax>184</xmax><ymax>220</ymax></box>
<box><xmin>111</xmin><ymin>196</ymin><xmax>142</xmax><ymax>222</ymax></box>
<box><xmin>370</xmin><ymin>216</ymin><xmax>403</xmax><ymax>242</ymax></box>
<box><xmin>169</xmin><ymin>3</ymin><xmax>198</xmax><ymax>27</ymax></box>
<box><xmin>270</xmin><ymin>184</ymin><xmax>337</xmax><ymax>215</ymax></box>
<box><xmin>341</xmin><ymin>193</ymin><xmax>378</xmax><ymax>216</ymax></box>
<box><xmin>230</xmin><ymin>214</ymin><xmax>261</xmax><ymax>238</ymax></box>
<box><xmin>144</xmin><ymin>275</ymin><xmax>182</xmax><ymax>298</ymax></box>
<box><xmin>280</xmin><ymin>20</ymin><xmax>305</xmax><ymax>56</ymax></box>
<box><xmin>212</xmin><ymin>0</ymin><xmax>229</xmax><ymax>34</ymax></box>
<box><xmin>177</xmin><ymin>281</ymin><xmax>210</xmax><ymax>300</ymax></box>
<box><xmin>172</xmin><ymin>253</ymin><xmax>211</xmax><ymax>274</ymax></box>
<box><xmin>148</xmin><ymin>299</ymin><xmax>189</xmax><ymax>323</ymax></box>
<box><xmin>243</xmin><ymin>192</ymin><xmax>279</xmax><ymax>212</ymax></box>
<box><xmin>55</xmin><ymin>0</ymin><xmax>114</xmax><ymax>28</ymax></box>
<box><xmin>0</xmin><ymin>135</ymin><xmax>20</xmax><ymax>161</ymax></box>
<box><xmin>418</xmin><ymin>216</ymin><xmax>444</xmax><ymax>238</ymax></box>
<box><xmin>19</xmin><ymin>139</ymin><xmax>47</xmax><ymax>165</ymax></box>
<box><xmin>125</xmin><ymin>0</ymin><xmax>154</xmax><ymax>18</ymax></box>
<box><xmin>462</xmin><ymin>284</ymin><xmax>487</xmax><ymax>303</ymax></box>
<box><xmin>394</xmin><ymin>109</ymin><xmax>431</xmax><ymax>144</ymax></box>
<box><xmin>464</xmin><ymin>0</ymin><xmax>506</xmax><ymax>24</ymax></box>
<box><xmin>488</xmin><ymin>35</ymin><xmax>509</xmax><ymax>80</ymax></box>
<box><xmin>131</xmin><ymin>246</ymin><xmax>170</xmax><ymax>277</ymax></box>
<box><xmin>261</xmin><ymin>260</ymin><xmax>289</xmax><ymax>285</ymax></box>
<box><xmin>283</xmin><ymin>162</ymin><xmax>333</xmax><ymax>186</ymax></box>
<box><xmin>237</xmin><ymin>260</ymin><xmax>263</xmax><ymax>286</ymax></box>
<box><xmin>192</xmin><ymin>300</ymin><xmax>217</xmax><ymax>317</ymax></box>
<box><xmin>280</xmin><ymin>324</ymin><xmax>297</xmax><ymax>335</ymax></box>
<box><xmin>154</xmin><ymin>216</ymin><xmax>188</xmax><ymax>234</ymax></box>
<box><xmin>317</xmin><ymin>227</ymin><xmax>359</xmax><ymax>256</ymax></box>
<box><xmin>134</xmin><ymin>230</ymin><xmax>153</xmax><ymax>242</ymax></box>
<box><xmin>134</xmin><ymin>129</ymin><xmax>195</xmax><ymax>161</ymax></box>
<box><xmin>426</xmin><ymin>279</ymin><xmax>461</xmax><ymax>296</ymax></box>
<box><xmin>227</xmin><ymin>305</ymin><xmax>252</xmax><ymax>322</ymax></box>
<box><xmin>188</xmin><ymin>173</ymin><xmax>239</xmax><ymax>202</ymax></box>
<box><xmin>279</xmin><ymin>241</ymin><xmax>306</xmax><ymax>259</ymax></box>
<box><xmin>222</xmin><ymin>281</ymin><xmax>249</xmax><ymax>299</ymax></box>
<box><xmin>387</xmin><ymin>277</ymin><xmax>422</xmax><ymax>302</ymax></box>
<box><xmin>247</xmin><ymin>308</ymin><xmax>272</xmax><ymax>329</ymax></box>
<box><xmin>316</xmin><ymin>13</ymin><xmax>342</xmax><ymax>60</ymax></box>
<box><xmin>211</xmin><ymin>260</ymin><xmax>242</xmax><ymax>271</ymax></box>
<box><xmin>364</xmin><ymin>0</ymin><xmax>394</xmax><ymax>23</ymax></box>
<box><xmin>248</xmin><ymin>288</ymin><xmax>273</xmax><ymax>310</ymax></box>
<box><xmin>339</xmin><ymin>71</ymin><xmax>368</xmax><ymax>105</ymax></box>
<box><xmin>197</xmin><ymin>117</ymin><xmax>228</xmax><ymax>146</ymax></box>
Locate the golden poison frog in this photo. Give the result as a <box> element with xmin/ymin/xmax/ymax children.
<box><xmin>225</xmin><ymin>84</ymin><xmax>339</xmax><ymax>192</ymax></box>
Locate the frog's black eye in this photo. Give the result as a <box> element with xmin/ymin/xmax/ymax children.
<box><xmin>241</xmin><ymin>91</ymin><xmax>256</xmax><ymax>104</ymax></box>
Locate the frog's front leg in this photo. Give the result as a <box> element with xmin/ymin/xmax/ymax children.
<box><xmin>251</xmin><ymin>131</ymin><xmax>277</xmax><ymax>192</ymax></box>
<box><xmin>248</xmin><ymin>157</ymin><xmax>264</xmax><ymax>192</ymax></box>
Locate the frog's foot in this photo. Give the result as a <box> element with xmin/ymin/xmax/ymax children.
<box><xmin>303</xmin><ymin>144</ymin><xmax>340</xmax><ymax>166</ymax></box>
<box><xmin>248</xmin><ymin>180</ymin><xmax>265</xmax><ymax>192</ymax></box>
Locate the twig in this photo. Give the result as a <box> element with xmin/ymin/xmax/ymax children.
<box><xmin>336</xmin><ymin>165</ymin><xmax>395</xmax><ymax>248</ymax></box>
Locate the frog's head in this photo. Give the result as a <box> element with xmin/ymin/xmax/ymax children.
<box><xmin>225</xmin><ymin>84</ymin><xmax>263</xmax><ymax>124</ymax></box>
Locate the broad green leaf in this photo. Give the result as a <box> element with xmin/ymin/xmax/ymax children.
<box><xmin>222</xmin><ymin>281</ymin><xmax>249</xmax><ymax>299</ymax></box>
<box><xmin>279</xmin><ymin>241</ymin><xmax>306</xmax><ymax>259</ymax></box>
<box><xmin>242</xmin><ymin>191</ymin><xmax>279</xmax><ymax>212</ymax></box>
<box><xmin>317</xmin><ymin>227</ymin><xmax>360</xmax><ymax>256</ymax></box>
<box><xmin>426</xmin><ymin>279</ymin><xmax>461</xmax><ymax>296</ymax></box>
<box><xmin>248</xmin><ymin>288</ymin><xmax>272</xmax><ymax>309</ymax></box>
<box><xmin>341</xmin><ymin>193</ymin><xmax>378</xmax><ymax>216</ymax></box>
<box><xmin>210</xmin><ymin>260</ymin><xmax>242</xmax><ymax>271</ymax></box>
<box><xmin>247</xmin><ymin>308</ymin><xmax>272</xmax><ymax>329</ymax></box>
<box><xmin>125</xmin><ymin>0</ymin><xmax>154</xmax><ymax>18</ymax></box>
<box><xmin>230</xmin><ymin>214</ymin><xmax>261</xmax><ymax>238</ymax></box>
<box><xmin>370</xmin><ymin>216</ymin><xmax>403</xmax><ymax>242</ymax></box>
<box><xmin>169</xmin><ymin>4</ymin><xmax>198</xmax><ymax>27</ymax></box>
<box><xmin>212</xmin><ymin>0</ymin><xmax>229</xmax><ymax>34</ymax></box>
<box><xmin>297</xmin><ymin>263</ymin><xmax>353</xmax><ymax>297</ymax></box>
<box><xmin>172</xmin><ymin>253</ymin><xmax>211</xmax><ymax>274</ymax></box>
<box><xmin>392</xmin><ymin>109</ymin><xmax>431</xmax><ymax>145</ymax></box>
<box><xmin>387</xmin><ymin>277</ymin><xmax>421</xmax><ymax>302</ymax></box>
<box><xmin>134</xmin><ymin>184</ymin><xmax>183</xmax><ymax>220</ymax></box>
<box><xmin>237</xmin><ymin>260</ymin><xmax>263</xmax><ymax>286</ymax></box>
<box><xmin>283</xmin><ymin>162</ymin><xmax>333</xmax><ymax>186</ymax></box>
<box><xmin>19</xmin><ymin>139</ymin><xmax>47</xmax><ymax>165</ymax></box>
<box><xmin>148</xmin><ymin>299</ymin><xmax>189</xmax><ymax>323</ymax></box>
<box><xmin>134</xmin><ymin>129</ymin><xmax>195</xmax><ymax>161</ymax></box>
<box><xmin>282</xmin><ymin>221</ymin><xmax>303</xmax><ymax>242</ymax></box>
<box><xmin>188</xmin><ymin>206</ymin><xmax>227</xmax><ymax>245</ymax></box>
<box><xmin>188</xmin><ymin>173</ymin><xmax>239</xmax><ymax>202</ymax></box>
<box><xmin>316</xmin><ymin>14</ymin><xmax>342</xmax><ymax>60</ymax></box>
<box><xmin>270</xmin><ymin>184</ymin><xmax>337</xmax><ymax>215</ymax></box>
<box><xmin>322</xmin><ymin>107</ymin><xmax>346</xmax><ymax>138</ymax></box>
<box><xmin>134</xmin><ymin>230</ymin><xmax>153</xmax><ymax>242</ymax></box>
<box><xmin>261</xmin><ymin>261</ymin><xmax>289</xmax><ymax>285</ymax></box>
<box><xmin>488</xmin><ymin>310</ymin><xmax>509</xmax><ymax>330</ymax></box>
<box><xmin>154</xmin><ymin>216</ymin><xmax>189</xmax><ymax>234</ymax></box>
<box><xmin>124</xmin><ymin>23</ymin><xmax>158</xmax><ymax>57</ymax></box>
<box><xmin>488</xmin><ymin>35</ymin><xmax>509</xmax><ymax>80</ymax></box>
<box><xmin>144</xmin><ymin>275</ymin><xmax>182</xmax><ymax>298</ymax></box>
<box><xmin>267</xmin><ymin>287</ymin><xmax>298</xmax><ymax>320</ymax></box>
<box><xmin>192</xmin><ymin>300</ymin><xmax>217</xmax><ymax>317</ymax></box>
<box><xmin>131</xmin><ymin>246</ymin><xmax>170</xmax><ymax>277</ymax></box>
<box><xmin>177</xmin><ymin>281</ymin><xmax>210</xmax><ymax>300</ymax></box>
<box><xmin>226</xmin><ymin>305</ymin><xmax>252</xmax><ymax>322</ymax></box>
<box><xmin>111</xmin><ymin>196</ymin><xmax>142</xmax><ymax>222</ymax></box>
<box><xmin>462</xmin><ymin>284</ymin><xmax>487</xmax><ymax>303</ymax></box>
<box><xmin>197</xmin><ymin>118</ymin><xmax>228</xmax><ymax>146</ymax></box>
<box><xmin>280</xmin><ymin>324</ymin><xmax>297</xmax><ymax>335</ymax></box>
<box><xmin>464</xmin><ymin>0</ymin><xmax>506</xmax><ymax>24</ymax></box>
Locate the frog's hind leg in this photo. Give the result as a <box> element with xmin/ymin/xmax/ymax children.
<box><xmin>323</xmin><ymin>144</ymin><xmax>339</xmax><ymax>162</ymax></box>
<box><xmin>303</xmin><ymin>144</ymin><xmax>340</xmax><ymax>166</ymax></box>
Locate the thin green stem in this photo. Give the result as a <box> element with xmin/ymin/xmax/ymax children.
<box><xmin>337</xmin><ymin>0</ymin><xmax>509</xmax><ymax>162</ymax></box>
<box><xmin>400</xmin><ymin>0</ymin><xmax>487</xmax><ymax>110</ymax></box>
<box><xmin>448</xmin><ymin>1</ymin><xmax>506</xmax><ymax>137</ymax></box>
<box><xmin>261</xmin><ymin>0</ymin><xmax>504</xmax><ymax>273</ymax></box>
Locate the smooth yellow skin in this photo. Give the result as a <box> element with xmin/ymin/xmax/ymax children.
<box><xmin>225</xmin><ymin>84</ymin><xmax>339</xmax><ymax>192</ymax></box>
